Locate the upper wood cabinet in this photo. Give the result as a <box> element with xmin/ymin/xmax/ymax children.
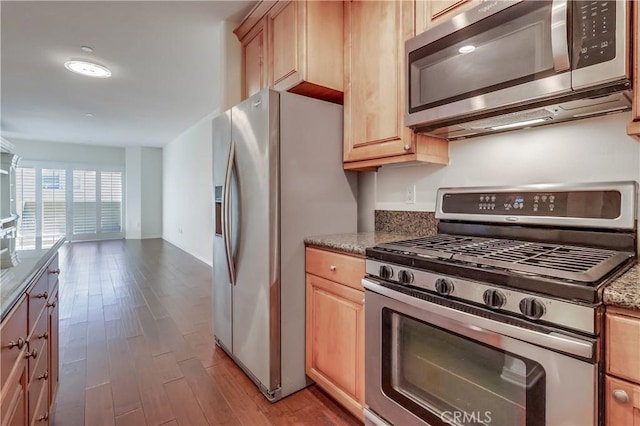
<box><xmin>343</xmin><ymin>0</ymin><xmax>449</xmax><ymax>171</ymax></box>
<box><xmin>627</xmin><ymin>0</ymin><xmax>640</xmax><ymax>137</ymax></box>
<box><xmin>240</xmin><ymin>17</ymin><xmax>269</xmax><ymax>100</ymax></box>
<box><xmin>415</xmin><ymin>1</ymin><xmax>478</xmax><ymax>34</ymax></box>
<box><xmin>235</xmin><ymin>1</ymin><xmax>343</xmax><ymax>104</ymax></box>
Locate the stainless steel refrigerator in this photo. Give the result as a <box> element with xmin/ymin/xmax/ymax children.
<box><xmin>212</xmin><ymin>89</ymin><xmax>358</xmax><ymax>401</ymax></box>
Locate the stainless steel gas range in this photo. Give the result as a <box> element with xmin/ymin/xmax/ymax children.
<box><xmin>363</xmin><ymin>182</ymin><xmax>637</xmax><ymax>426</ymax></box>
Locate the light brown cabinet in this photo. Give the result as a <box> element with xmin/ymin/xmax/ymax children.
<box><xmin>305</xmin><ymin>247</ymin><xmax>364</xmax><ymax>420</ymax></box>
<box><xmin>342</xmin><ymin>0</ymin><xmax>449</xmax><ymax>171</ymax></box>
<box><xmin>415</xmin><ymin>0</ymin><xmax>477</xmax><ymax>34</ymax></box>
<box><xmin>606</xmin><ymin>307</ymin><xmax>640</xmax><ymax>425</ymax></box>
<box><xmin>235</xmin><ymin>0</ymin><xmax>343</xmax><ymax>104</ymax></box>
<box><xmin>627</xmin><ymin>1</ymin><xmax>640</xmax><ymax>137</ymax></box>
<box><xmin>0</xmin><ymin>253</ymin><xmax>59</xmax><ymax>426</ymax></box>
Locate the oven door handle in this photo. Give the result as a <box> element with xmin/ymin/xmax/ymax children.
<box><xmin>363</xmin><ymin>279</ymin><xmax>594</xmax><ymax>359</ymax></box>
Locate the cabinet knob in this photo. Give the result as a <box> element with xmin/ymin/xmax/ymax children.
<box><xmin>613</xmin><ymin>389</ymin><xmax>629</xmax><ymax>403</ymax></box>
<box><xmin>25</xmin><ymin>349</ymin><xmax>38</xmax><ymax>359</ymax></box>
<box><xmin>38</xmin><ymin>331</ymin><xmax>49</xmax><ymax>340</ymax></box>
<box><xmin>7</xmin><ymin>337</ymin><xmax>25</xmax><ymax>350</ymax></box>
<box><xmin>37</xmin><ymin>413</ymin><xmax>49</xmax><ymax>422</ymax></box>
<box><xmin>329</xmin><ymin>265</ymin><xmax>337</xmax><ymax>271</ymax></box>
<box><xmin>37</xmin><ymin>370</ymin><xmax>49</xmax><ymax>381</ymax></box>
<box><xmin>403</xmin><ymin>144</ymin><xmax>410</xmax><ymax>151</ymax></box>
<box><xmin>47</xmin><ymin>300</ymin><xmax>57</xmax><ymax>308</ymax></box>
<box><xmin>49</xmin><ymin>269</ymin><xmax>60</xmax><ymax>275</ymax></box>
<box><xmin>35</xmin><ymin>291</ymin><xmax>48</xmax><ymax>299</ymax></box>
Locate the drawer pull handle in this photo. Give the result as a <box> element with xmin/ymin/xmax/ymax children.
<box><xmin>403</xmin><ymin>144</ymin><xmax>410</xmax><ymax>151</ymax></box>
<box><xmin>613</xmin><ymin>389</ymin><xmax>629</xmax><ymax>403</ymax></box>
<box><xmin>37</xmin><ymin>370</ymin><xmax>49</xmax><ymax>381</ymax></box>
<box><xmin>25</xmin><ymin>349</ymin><xmax>38</xmax><ymax>359</ymax></box>
<box><xmin>7</xmin><ymin>337</ymin><xmax>25</xmax><ymax>350</ymax></box>
<box><xmin>38</xmin><ymin>331</ymin><xmax>49</xmax><ymax>340</ymax></box>
<box><xmin>329</xmin><ymin>265</ymin><xmax>337</xmax><ymax>271</ymax></box>
<box><xmin>34</xmin><ymin>291</ymin><xmax>48</xmax><ymax>299</ymax></box>
<box><xmin>47</xmin><ymin>300</ymin><xmax>57</xmax><ymax>308</ymax></box>
<box><xmin>37</xmin><ymin>413</ymin><xmax>49</xmax><ymax>422</ymax></box>
<box><xmin>49</xmin><ymin>269</ymin><xmax>60</xmax><ymax>275</ymax></box>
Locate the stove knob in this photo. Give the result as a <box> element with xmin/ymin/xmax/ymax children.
<box><xmin>397</xmin><ymin>270</ymin><xmax>414</xmax><ymax>284</ymax></box>
<box><xmin>435</xmin><ymin>278</ymin><xmax>454</xmax><ymax>295</ymax></box>
<box><xmin>379</xmin><ymin>265</ymin><xmax>394</xmax><ymax>279</ymax></box>
<box><xmin>482</xmin><ymin>289</ymin><xmax>506</xmax><ymax>309</ymax></box>
<box><xmin>519</xmin><ymin>298</ymin><xmax>545</xmax><ymax>320</ymax></box>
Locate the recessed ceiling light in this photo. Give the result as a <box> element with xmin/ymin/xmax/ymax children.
<box><xmin>85</xmin><ymin>113</ymin><xmax>94</xmax><ymax>117</ymax></box>
<box><xmin>80</xmin><ymin>46</ymin><xmax>94</xmax><ymax>53</ymax></box>
<box><xmin>64</xmin><ymin>60</ymin><xmax>111</xmax><ymax>78</ymax></box>
<box><xmin>458</xmin><ymin>45</ymin><xmax>476</xmax><ymax>54</ymax></box>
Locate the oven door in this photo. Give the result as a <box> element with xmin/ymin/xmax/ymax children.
<box><xmin>405</xmin><ymin>0</ymin><xmax>571</xmax><ymax>129</ymax></box>
<box><xmin>363</xmin><ymin>279</ymin><xmax>598</xmax><ymax>426</ymax></box>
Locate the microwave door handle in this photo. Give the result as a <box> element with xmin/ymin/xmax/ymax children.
<box><xmin>223</xmin><ymin>139</ymin><xmax>236</xmax><ymax>285</ymax></box>
<box><xmin>550</xmin><ymin>0</ymin><xmax>570</xmax><ymax>71</ymax></box>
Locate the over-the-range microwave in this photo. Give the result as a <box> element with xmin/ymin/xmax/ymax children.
<box><xmin>405</xmin><ymin>0</ymin><xmax>631</xmax><ymax>140</ymax></box>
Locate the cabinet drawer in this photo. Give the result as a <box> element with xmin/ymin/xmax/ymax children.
<box><xmin>46</xmin><ymin>255</ymin><xmax>59</xmax><ymax>294</ymax></box>
<box><xmin>607</xmin><ymin>312</ymin><xmax>640</xmax><ymax>383</ymax></box>
<box><xmin>28</xmin><ymin>273</ymin><xmax>49</xmax><ymax>332</ymax></box>
<box><xmin>28</xmin><ymin>311</ymin><xmax>48</xmax><ymax>382</ymax></box>
<box><xmin>1</xmin><ymin>295</ymin><xmax>27</xmax><ymax>393</ymax></box>
<box><xmin>305</xmin><ymin>247</ymin><xmax>365</xmax><ymax>290</ymax></box>
<box><xmin>28</xmin><ymin>341</ymin><xmax>49</xmax><ymax>426</ymax></box>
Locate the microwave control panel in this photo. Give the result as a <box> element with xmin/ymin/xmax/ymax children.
<box><xmin>574</xmin><ymin>1</ymin><xmax>616</xmax><ymax>69</ymax></box>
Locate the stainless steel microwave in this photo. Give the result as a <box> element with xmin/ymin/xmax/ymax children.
<box><xmin>405</xmin><ymin>0</ymin><xmax>631</xmax><ymax>140</ymax></box>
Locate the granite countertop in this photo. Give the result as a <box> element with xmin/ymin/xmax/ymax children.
<box><xmin>604</xmin><ymin>263</ymin><xmax>640</xmax><ymax>311</ymax></box>
<box><xmin>0</xmin><ymin>237</ymin><xmax>65</xmax><ymax>321</ymax></box>
<box><xmin>304</xmin><ymin>231</ymin><xmax>426</xmax><ymax>256</ymax></box>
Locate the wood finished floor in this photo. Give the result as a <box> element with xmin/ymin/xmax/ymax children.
<box><xmin>53</xmin><ymin>239</ymin><xmax>361</xmax><ymax>426</ymax></box>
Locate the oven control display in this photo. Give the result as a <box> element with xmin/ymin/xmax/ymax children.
<box><xmin>573</xmin><ymin>1</ymin><xmax>616</xmax><ymax>69</ymax></box>
<box><xmin>441</xmin><ymin>190</ymin><xmax>621</xmax><ymax>219</ymax></box>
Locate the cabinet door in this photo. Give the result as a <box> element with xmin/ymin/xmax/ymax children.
<box><xmin>415</xmin><ymin>1</ymin><xmax>476</xmax><ymax>34</ymax></box>
<box><xmin>268</xmin><ymin>1</ymin><xmax>300</xmax><ymax>89</ymax></box>
<box><xmin>305</xmin><ymin>273</ymin><xmax>364</xmax><ymax>420</ymax></box>
<box><xmin>343</xmin><ymin>0</ymin><xmax>415</xmax><ymax>163</ymax></box>
<box><xmin>47</xmin><ymin>290</ymin><xmax>59</xmax><ymax>412</ymax></box>
<box><xmin>0</xmin><ymin>362</ymin><xmax>27</xmax><ymax>426</ymax></box>
<box><xmin>606</xmin><ymin>376</ymin><xmax>640</xmax><ymax>426</ymax></box>
<box><xmin>242</xmin><ymin>18</ymin><xmax>268</xmax><ymax>100</ymax></box>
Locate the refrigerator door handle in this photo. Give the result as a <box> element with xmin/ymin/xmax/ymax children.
<box><xmin>223</xmin><ymin>139</ymin><xmax>236</xmax><ymax>285</ymax></box>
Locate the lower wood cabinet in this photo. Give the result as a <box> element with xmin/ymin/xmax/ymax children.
<box><xmin>606</xmin><ymin>307</ymin><xmax>640</xmax><ymax>425</ymax></box>
<box><xmin>0</xmin><ymin>253</ymin><xmax>59</xmax><ymax>426</ymax></box>
<box><xmin>305</xmin><ymin>247</ymin><xmax>364</xmax><ymax>420</ymax></box>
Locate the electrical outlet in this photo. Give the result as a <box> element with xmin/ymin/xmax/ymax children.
<box><xmin>405</xmin><ymin>185</ymin><xmax>416</xmax><ymax>204</ymax></box>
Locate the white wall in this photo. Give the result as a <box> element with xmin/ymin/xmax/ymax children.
<box><xmin>161</xmin><ymin>20</ymin><xmax>240</xmax><ymax>264</ymax></box>
<box><xmin>162</xmin><ymin>115</ymin><xmax>215</xmax><ymax>264</ymax></box>
<box><xmin>11</xmin><ymin>138</ymin><xmax>125</xmax><ymax>166</ymax></box>
<box><xmin>141</xmin><ymin>148</ymin><xmax>162</xmax><ymax>238</ymax></box>
<box><xmin>374</xmin><ymin>113</ymin><xmax>640</xmax><ymax>211</ymax></box>
<box><xmin>126</xmin><ymin>147</ymin><xmax>142</xmax><ymax>238</ymax></box>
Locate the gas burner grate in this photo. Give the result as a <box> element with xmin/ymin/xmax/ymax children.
<box><xmin>378</xmin><ymin>235</ymin><xmax>633</xmax><ymax>282</ymax></box>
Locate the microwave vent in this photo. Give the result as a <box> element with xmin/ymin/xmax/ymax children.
<box><xmin>460</xmin><ymin>108</ymin><xmax>557</xmax><ymax>130</ymax></box>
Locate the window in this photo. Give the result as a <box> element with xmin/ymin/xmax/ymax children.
<box><xmin>73</xmin><ymin>170</ymin><xmax>97</xmax><ymax>235</ymax></box>
<box><xmin>101</xmin><ymin>172</ymin><xmax>122</xmax><ymax>233</ymax></box>
<box><xmin>15</xmin><ymin>168</ymin><xmax>36</xmax><ymax>249</ymax></box>
<box><xmin>15</xmin><ymin>165</ymin><xmax>124</xmax><ymax>249</ymax></box>
<box><xmin>41</xmin><ymin>169</ymin><xmax>66</xmax><ymax>248</ymax></box>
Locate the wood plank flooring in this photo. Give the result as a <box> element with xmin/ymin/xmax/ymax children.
<box><xmin>53</xmin><ymin>239</ymin><xmax>361</xmax><ymax>426</ymax></box>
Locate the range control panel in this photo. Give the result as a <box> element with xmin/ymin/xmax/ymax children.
<box><xmin>574</xmin><ymin>1</ymin><xmax>616</xmax><ymax>69</ymax></box>
<box><xmin>441</xmin><ymin>189</ymin><xmax>621</xmax><ymax>219</ymax></box>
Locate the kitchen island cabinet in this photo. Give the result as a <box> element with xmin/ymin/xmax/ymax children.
<box><xmin>0</xmin><ymin>240</ymin><xmax>62</xmax><ymax>426</ymax></box>
<box><xmin>342</xmin><ymin>0</ymin><xmax>449</xmax><ymax>171</ymax></box>
<box><xmin>234</xmin><ymin>0</ymin><xmax>343</xmax><ymax>103</ymax></box>
<box><xmin>305</xmin><ymin>246</ymin><xmax>365</xmax><ymax>421</ymax></box>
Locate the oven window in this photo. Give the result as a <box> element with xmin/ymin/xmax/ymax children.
<box><xmin>382</xmin><ymin>309</ymin><xmax>545</xmax><ymax>426</ymax></box>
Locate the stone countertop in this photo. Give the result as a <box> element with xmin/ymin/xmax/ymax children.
<box><xmin>304</xmin><ymin>231</ymin><xmax>426</xmax><ymax>256</ymax></box>
<box><xmin>604</xmin><ymin>263</ymin><xmax>640</xmax><ymax>311</ymax></box>
<box><xmin>1</xmin><ymin>237</ymin><xmax>65</xmax><ymax>321</ymax></box>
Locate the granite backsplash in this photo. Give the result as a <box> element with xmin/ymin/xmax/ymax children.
<box><xmin>374</xmin><ymin>210</ymin><xmax>438</xmax><ymax>236</ymax></box>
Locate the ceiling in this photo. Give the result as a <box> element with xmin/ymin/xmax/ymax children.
<box><xmin>1</xmin><ymin>1</ymin><xmax>255</xmax><ymax>148</ymax></box>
